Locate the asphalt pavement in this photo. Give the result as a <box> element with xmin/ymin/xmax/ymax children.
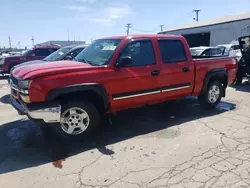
<box><xmin>1</xmin><ymin>78</ymin><xmax>250</xmax><ymax>188</ymax></box>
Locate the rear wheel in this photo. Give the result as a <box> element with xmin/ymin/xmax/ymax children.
<box><xmin>198</xmin><ymin>81</ymin><xmax>222</xmax><ymax>109</ymax></box>
<box><xmin>53</xmin><ymin>101</ymin><xmax>100</xmax><ymax>140</ymax></box>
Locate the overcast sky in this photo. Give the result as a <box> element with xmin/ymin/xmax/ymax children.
<box><xmin>1</xmin><ymin>0</ymin><xmax>250</xmax><ymax>48</ymax></box>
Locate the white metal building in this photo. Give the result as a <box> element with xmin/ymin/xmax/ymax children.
<box><xmin>158</xmin><ymin>12</ymin><xmax>250</xmax><ymax>47</ymax></box>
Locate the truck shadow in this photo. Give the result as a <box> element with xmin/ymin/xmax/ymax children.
<box><xmin>0</xmin><ymin>94</ymin><xmax>10</xmax><ymax>104</ymax></box>
<box><xmin>0</xmin><ymin>97</ymin><xmax>235</xmax><ymax>174</ymax></box>
<box><xmin>231</xmin><ymin>81</ymin><xmax>250</xmax><ymax>93</ymax></box>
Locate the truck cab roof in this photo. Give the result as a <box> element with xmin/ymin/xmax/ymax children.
<box><xmin>99</xmin><ymin>34</ymin><xmax>184</xmax><ymax>40</ymax></box>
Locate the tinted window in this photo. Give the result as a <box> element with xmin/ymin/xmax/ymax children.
<box><xmin>49</xmin><ymin>48</ymin><xmax>58</xmax><ymax>53</ymax></box>
<box><xmin>68</xmin><ymin>48</ymin><xmax>85</xmax><ymax>59</ymax></box>
<box><xmin>33</xmin><ymin>49</ymin><xmax>51</xmax><ymax>56</ymax></box>
<box><xmin>202</xmin><ymin>48</ymin><xmax>223</xmax><ymax>56</ymax></box>
<box><xmin>119</xmin><ymin>40</ymin><xmax>155</xmax><ymax>67</ymax></box>
<box><xmin>158</xmin><ymin>39</ymin><xmax>187</xmax><ymax>63</ymax></box>
<box><xmin>44</xmin><ymin>47</ymin><xmax>72</xmax><ymax>61</ymax></box>
<box><xmin>231</xmin><ymin>45</ymin><xmax>240</xmax><ymax>50</ymax></box>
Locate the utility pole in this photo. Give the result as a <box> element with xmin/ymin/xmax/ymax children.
<box><xmin>160</xmin><ymin>25</ymin><xmax>164</xmax><ymax>32</ymax></box>
<box><xmin>18</xmin><ymin>41</ymin><xmax>20</xmax><ymax>49</ymax></box>
<box><xmin>8</xmin><ymin>36</ymin><xmax>12</xmax><ymax>49</ymax></box>
<box><xmin>126</xmin><ymin>23</ymin><xmax>132</xmax><ymax>35</ymax></box>
<box><xmin>67</xmin><ymin>28</ymin><xmax>70</xmax><ymax>41</ymax></box>
<box><xmin>193</xmin><ymin>10</ymin><xmax>201</xmax><ymax>22</ymax></box>
<box><xmin>31</xmin><ymin>36</ymin><xmax>35</xmax><ymax>47</ymax></box>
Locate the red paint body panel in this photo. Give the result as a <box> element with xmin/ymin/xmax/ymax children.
<box><xmin>192</xmin><ymin>57</ymin><xmax>237</xmax><ymax>96</ymax></box>
<box><xmin>11</xmin><ymin>35</ymin><xmax>238</xmax><ymax>113</ymax></box>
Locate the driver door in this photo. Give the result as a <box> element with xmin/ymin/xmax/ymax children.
<box><xmin>106</xmin><ymin>39</ymin><xmax>162</xmax><ymax>111</ymax></box>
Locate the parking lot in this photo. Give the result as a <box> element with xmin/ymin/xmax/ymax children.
<box><xmin>0</xmin><ymin>77</ymin><xmax>250</xmax><ymax>188</ymax></box>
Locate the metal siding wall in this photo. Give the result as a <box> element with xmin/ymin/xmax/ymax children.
<box><xmin>162</xmin><ymin>19</ymin><xmax>250</xmax><ymax>46</ymax></box>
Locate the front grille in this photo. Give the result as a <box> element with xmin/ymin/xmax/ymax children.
<box><xmin>11</xmin><ymin>88</ymin><xmax>18</xmax><ymax>98</ymax></box>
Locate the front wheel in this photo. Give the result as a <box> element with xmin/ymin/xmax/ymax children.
<box><xmin>198</xmin><ymin>81</ymin><xmax>222</xmax><ymax>109</ymax></box>
<box><xmin>52</xmin><ymin>101</ymin><xmax>100</xmax><ymax>140</ymax></box>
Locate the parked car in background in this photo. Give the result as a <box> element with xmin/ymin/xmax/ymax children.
<box><xmin>0</xmin><ymin>50</ymin><xmax>11</xmax><ymax>56</ymax></box>
<box><xmin>190</xmin><ymin>46</ymin><xmax>225</xmax><ymax>57</ymax></box>
<box><xmin>9</xmin><ymin>34</ymin><xmax>237</xmax><ymax>140</ymax></box>
<box><xmin>216</xmin><ymin>43</ymin><xmax>241</xmax><ymax>57</ymax></box>
<box><xmin>8</xmin><ymin>51</ymin><xmax>22</xmax><ymax>56</ymax></box>
<box><xmin>0</xmin><ymin>46</ymin><xmax>60</xmax><ymax>73</ymax></box>
<box><xmin>10</xmin><ymin>44</ymin><xmax>88</xmax><ymax>73</ymax></box>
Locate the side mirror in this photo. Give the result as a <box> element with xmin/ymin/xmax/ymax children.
<box><xmin>64</xmin><ymin>55</ymin><xmax>73</xmax><ymax>60</ymax></box>
<box><xmin>116</xmin><ymin>56</ymin><xmax>132</xmax><ymax>67</ymax></box>
<box><xmin>30</xmin><ymin>53</ymin><xmax>35</xmax><ymax>57</ymax></box>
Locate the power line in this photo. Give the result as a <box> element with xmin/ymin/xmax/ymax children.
<box><xmin>126</xmin><ymin>23</ymin><xmax>132</xmax><ymax>35</ymax></box>
<box><xmin>193</xmin><ymin>10</ymin><xmax>201</xmax><ymax>22</ymax></box>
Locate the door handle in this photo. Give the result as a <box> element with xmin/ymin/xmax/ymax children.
<box><xmin>182</xmin><ymin>67</ymin><xmax>190</xmax><ymax>72</ymax></box>
<box><xmin>151</xmin><ymin>70</ymin><xmax>160</xmax><ymax>76</ymax></box>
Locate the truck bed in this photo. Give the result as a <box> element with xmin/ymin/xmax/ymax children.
<box><xmin>192</xmin><ymin>56</ymin><xmax>237</xmax><ymax>96</ymax></box>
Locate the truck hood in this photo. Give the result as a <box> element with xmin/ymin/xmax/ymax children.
<box><xmin>12</xmin><ymin>60</ymin><xmax>93</xmax><ymax>80</ymax></box>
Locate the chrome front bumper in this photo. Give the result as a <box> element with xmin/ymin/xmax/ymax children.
<box><xmin>10</xmin><ymin>96</ymin><xmax>61</xmax><ymax>123</ymax></box>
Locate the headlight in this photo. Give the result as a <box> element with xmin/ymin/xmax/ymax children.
<box><xmin>20</xmin><ymin>94</ymin><xmax>31</xmax><ymax>103</ymax></box>
<box><xmin>19</xmin><ymin>80</ymin><xmax>30</xmax><ymax>90</ymax></box>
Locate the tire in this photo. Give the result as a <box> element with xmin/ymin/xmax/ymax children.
<box><xmin>198</xmin><ymin>80</ymin><xmax>222</xmax><ymax>109</ymax></box>
<box><xmin>51</xmin><ymin>100</ymin><xmax>100</xmax><ymax>140</ymax></box>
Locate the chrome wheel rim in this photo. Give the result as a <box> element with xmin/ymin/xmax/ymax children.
<box><xmin>208</xmin><ymin>85</ymin><xmax>220</xmax><ymax>103</ymax></box>
<box><xmin>60</xmin><ymin>107</ymin><xmax>90</xmax><ymax>135</ymax></box>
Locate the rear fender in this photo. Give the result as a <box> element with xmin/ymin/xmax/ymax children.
<box><xmin>200</xmin><ymin>68</ymin><xmax>228</xmax><ymax>97</ymax></box>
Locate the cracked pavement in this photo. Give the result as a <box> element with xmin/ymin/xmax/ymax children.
<box><xmin>1</xmin><ymin>79</ymin><xmax>250</xmax><ymax>188</ymax></box>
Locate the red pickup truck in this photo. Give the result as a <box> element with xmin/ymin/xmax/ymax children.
<box><xmin>9</xmin><ymin>35</ymin><xmax>237</xmax><ymax>140</ymax></box>
<box><xmin>0</xmin><ymin>46</ymin><xmax>60</xmax><ymax>73</ymax></box>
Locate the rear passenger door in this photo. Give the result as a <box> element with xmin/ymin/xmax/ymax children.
<box><xmin>157</xmin><ymin>39</ymin><xmax>195</xmax><ymax>100</ymax></box>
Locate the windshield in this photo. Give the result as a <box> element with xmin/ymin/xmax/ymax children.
<box><xmin>190</xmin><ymin>49</ymin><xmax>204</xmax><ymax>56</ymax></box>
<box><xmin>74</xmin><ymin>39</ymin><xmax>122</xmax><ymax>65</ymax></box>
<box><xmin>22</xmin><ymin>50</ymin><xmax>32</xmax><ymax>56</ymax></box>
<box><xmin>44</xmin><ymin>46</ymin><xmax>72</xmax><ymax>61</ymax></box>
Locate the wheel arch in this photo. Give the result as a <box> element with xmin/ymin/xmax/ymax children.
<box><xmin>46</xmin><ymin>83</ymin><xmax>110</xmax><ymax>112</ymax></box>
<box><xmin>200</xmin><ymin>68</ymin><xmax>228</xmax><ymax>97</ymax></box>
